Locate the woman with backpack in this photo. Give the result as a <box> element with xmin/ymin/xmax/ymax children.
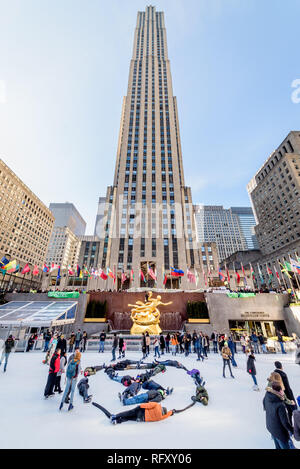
<box><xmin>59</xmin><ymin>350</ymin><xmax>81</xmax><ymax>411</ymax></box>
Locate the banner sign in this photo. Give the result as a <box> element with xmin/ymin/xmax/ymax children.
<box><xmin>48</xmin><ymin>291</ymin><xmax>80</xmax><ymax>299</ymax></box>
<box><xmin>227</xmin><ymin>293</ymin><xmax>256</xmax><ymax>298</ymax></box>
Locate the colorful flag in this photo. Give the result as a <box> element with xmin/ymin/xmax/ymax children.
<box><xmin>170</xmin><ymin>267</ymin><xmax>184</xmax><ymax>277</ymax></box>
<box><xmin>32</xmin><ymin>265</ymin><xmax>39</xmax><ymax>276</ymax></box>
<box><xmin>130</xmin><ymin>269</ymin><xmax>134</xmax><ymax>282</ymax></box>
<box><xmin>77</xmin><ymin>265</ymin><xmax>81</xmax><ymax>277</ymax></box>
<box><xmin>99</xmin><ymin>268</ymin><xmax>108</xmax><ymax>280</ymax></box>
<box><xmin>274</xmin><ymin>264</ymin><xmax>281</xmax><ymax>282</ymax></box>
<box><xmin>4</xmin><ymin>259</ymin><xmax>17</xmax><ymax>272</ymax></box>
<box><xmin>195</xmin><ymin>269</ymin><xmax>199</xmax><ymax>287</ymax></box>
<box><xmin>163</xmin><ymin>270</ymin><xmax>167</xmax><ymax>286</ymax></box>
<box><xmin>279</xmin><ymin>262</ymin><xmax>292</xmax><ymax>279</ymax></box>
<box><xmin>121</xmin><ymin>270</ymin><xmax>127</xmax><ymax>284</ymax></box>
<box><xmin>290</xmin><ymin>258</ymin><xmax>300</xmax><ymax>274</ymax></box>
<box><xmin>43</xmin><ymin>264</ymin><xmax>49</xmax><ymax>273</ymax></box>
<box><xmin>50</xmin><ymin>263</ymin><xmax>59</xmax><ymax>272</ymax></box>
<box><xmin>68</xmin><ymin>265</ymin><xmax>74</xmax><ymax>275</ymax></box>
<box><xmin>236</xmin><ymin>270</ymin><xmax>241</xmax><ymax>284</ymax></box>
<box><xmin>257</xmin><ymin>264</ymin><xmax>264</xmax><ymax>284</ymax></box>
<box><xmin>56</xmin><ymin>267</ymin><xmax>61</xmax><ymax>279</ymax></box>
<box><xmin>140</xmin><ymin>269</ymin><xmax>146</xmax><ymax>283</ymax></box>
<box><xmin>0</xmin><ymin>256</ymin><xmax>10</xmax><ymax>268</ymax></box>
<box><xmin>218</xmin><ymin>268</ymin><xmax>225</xmax><ymax>282</ymax></box>
<box><xmin>203</xmin><ymin>269</ymin><xmax>208</xmax><ymax>287</ymax></box>
<box><xmin>187</xmin><ymin>268</ymin><xmax>196</xmax><ymax>283</ymax></box>
<box><xmin>250</xmin><ymin>263</ymin><xmax>255</xmax><ymax>281</ymax></box>
<box><xmin>21</xmin><ymin>264</ymin><xmax>31</xmax><ymax>275</ymax></box>
<box><xmin>148</xmin><ymin>267</ymin><xmax>157</xmax><ymax>281</ymax></box>
<box><xmin>107</xmin><ymin>267</ymin><xmax>116</xmax><ymax>281</ymax></box>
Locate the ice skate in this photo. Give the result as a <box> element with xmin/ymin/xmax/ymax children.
<box><xmin>68</xmin><ymin>403</ymin><xmax>74</xmax><ymax>411</ymax></box>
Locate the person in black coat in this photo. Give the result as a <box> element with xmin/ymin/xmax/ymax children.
<box><xmin>246</xmin><ymin>353</ymin><xmax>259</xmax><ymax>390</ymax></box>
<box><xmin>56</xmin><ymin>335</ymin><xmax>67</xmax><ymax>355</ymax></box>
<box><xmin>274</xmin><ymin>361</ymin><xmax>296</xmax><ymax>422</ymax></box>
<box><xmin>159</xmin><ymin>333</ymin><xmax>165</xmax><ymax>355</ymax></box>
<box><xmin>263</xmin><ymin>383</ymin><xmax>294</xmax><ymax>449</ymax></box>
<box><xmin>118</xmin><ymin>335</ymin><xmax>124</xmax><ymax>359</ymax></box>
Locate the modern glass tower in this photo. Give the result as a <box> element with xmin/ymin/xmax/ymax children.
<box><xmin>99</xmin><ymin>6</ymin><xmax>201</xmax><ymax>289</ymax></box>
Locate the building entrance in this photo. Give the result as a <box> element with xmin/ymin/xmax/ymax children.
<box><xmin>228</xmin><ymin>319</ymin><xmax>287</xmax><ymax>338</ymax></box>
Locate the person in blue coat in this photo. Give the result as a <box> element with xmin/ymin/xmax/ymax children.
<box><xmin>228</xmin><ymin>336</ymin><xmax>237</xmax><ymax>367</ymax></box>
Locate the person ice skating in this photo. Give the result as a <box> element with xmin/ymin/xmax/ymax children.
<box><xmin>43</xmin><ymin>330</ymin><xmax>51</xmax><ymax>352</ymax></box>
<box><xmin>99</xmin><ymin>332</ymin><xmax>106</xmax><ymax>353</ymax></box>
<box><xmin>250</xmin><ymin>331</ymin><xmax>260</xmax><ymax>354</ymax></box>
<box><xmin>75</xmin><ymin>329</ymin><xmax>82</xmax><ymax>349</ymax></box>
<box><xmin>247</xmin><ymin>351</ymin><xmax>259</xmax><ymax>391</ymax></box>
<box><xmin>170</xmin><ymin>335</ymin><xmax>178</xmax><ymax>356</ymax></box>
<box><xmin>118</xmin><ymin>335</ymin><xmax>124</xmax><ymax>359</ymax></box>
<box><xmin>221</xmin><ymin>343</ymin><xmax>235</xmax><ymax>378</ymax></box>
<box><xmin>211</xmin><ymin>331</ymin><xmax>218</xmax><ymax>353</ymax></box>
<box><xmin>159</xmin><ymin>333</ymin><xmax>165</xmax><ymax>355</ymax></box>
<box><xmin>0</xmin><ymin>335</ymin><xmax>15</xmax><ymax>372</ymax></box>
<box><xmin>194</xmin><ymin>334</ymin><xmax>204</xmax><ymax>362</ymax></box>
<box><xmin>165</xmin><ymin>333</ymin><xmax>170</xmax><ymax>353</ymax></box>
<box><xmin>121</xmin><ymin>339</ymin><xmax>126</xmax><ymax>358</ymax></box>
<box><xmin>145</xmin><ymin>332</ymin><xmax>150</xmax><ymax>356</ymax></box>
<box><xmin>274</xmin><ymin>361</ymin><xmax>297</xmax><ymax>422</ymax></box>
<box><xmin>59</xmin><ymin>350</ymin><xmax>81</xmax><ymax>411</ymax></box>
<box><xmin>68</xmin><ymin>332</ymin><xmax>75</xmax><ymax>353</ymax></box>
<box><xmin>56</xmin><ymin>334</ymin><xmax>67</xmax><ymax>356</ymax></box>
<box><xmin>26</xmin><ymin>334</ymin><xmax>35</xmax><ymax>352</ymax></box>
<box><xmin>81</xmin><ymin>331</ymin><xmax>88</xmax><ymax>352</ymax></box>
<box><xmin>141</xmin><ymin>333</ymin><xmax>147</xmax><ymax>358</ymax></box>
<box><xmin>54</xmin><ymin>351</ymin><xmax>67</xmax><ymax>393</ymax></box>
<box><xmin>112</xmin><ymin>333</ymin><xmax>118</xmax><ymax>361</ymax></box>
<box><xmin>44</xmin><ymin>348</ymin><xmax>61</xmax><ymax>398</ymax></box>
<box><xmin>292</xmin><ymin>333</ymin><xmax>300</xmax><ymax>365</ymax></box>
<box><xmin>263</xmin><ymin>382</ymin><xmax>295</xmax><ymax>449</ymax></box>
<box><xmin>93</xmin><ymin>401</ymin><xmax>174</xmax><ymax>424</ymax></box>
<box><xmin>43</xmin><ymin>333</ymin><xmax>58</xmax><ymax>365</ymax></box>
<box><xmin>77</xmin><ymin>377</ymin><xmax>92</xmax><ymax>403</ymax></box>
<box><xmin>153</xmin><ymin>336</ymin><xmax>160</xmax><ymax>358</ymax></box>
<box><xmin>228</xmin><ymin>336</ymin><xmax>237</xmax><ymax>367</ymax></box>
<box><xmin>121</xmin><ymin>388</ymin><xmax>167</xmax><ymax>406</ymax></box>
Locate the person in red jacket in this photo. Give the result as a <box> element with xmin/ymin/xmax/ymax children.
<box><xmin>92</xmin><ymin>401</ymin><xmax>173</xmax><ymax>424</ymax></box>
<box><xmin>44</xmin><ymin>348</ymin><xmax>61</xmax><ymax>398</ymax></box>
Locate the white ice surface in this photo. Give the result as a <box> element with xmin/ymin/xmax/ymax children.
<box><xmin>0</xmin><ymin>350</ymin><xmax>299</xmax><ymax>449</ymax></box>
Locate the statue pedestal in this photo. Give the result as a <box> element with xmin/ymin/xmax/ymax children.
<box><xmin>130</xmin><ymin>323</ymin><xmax>162</xmax><ymax>335</ymax></box>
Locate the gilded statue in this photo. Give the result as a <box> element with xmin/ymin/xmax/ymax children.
<box><xmin>129</xmin><ymin>291</ymin><xmax>172</xmax><ymax>335</ymax></box>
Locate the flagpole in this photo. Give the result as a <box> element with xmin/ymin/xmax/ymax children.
<box><xmin>277</xmin><ymin>259</ymin><xmax>288</xmax><ymax>291</ymax></box>
<box><xmin>280</xmin><ymin>258</ymin><xmax>295</xmax><ymax>295</ymax></box>
<box><xmin>289</xmin><ymin>253</ymin><xmax>300</xmax><ymax>292</ymax></box>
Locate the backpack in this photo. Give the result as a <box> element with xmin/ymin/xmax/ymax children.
<box><xmin>66</xmin><ymin>359</ymin><xmax>78</xmax><ymax>379</ymax></box>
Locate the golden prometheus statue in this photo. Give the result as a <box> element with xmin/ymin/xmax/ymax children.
<box><xmin>129</xmin><ymin>291</ymin><xmax>172</xmax><ymax>335</ymax></box>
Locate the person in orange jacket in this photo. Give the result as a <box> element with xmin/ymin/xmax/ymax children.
<box><xmin>92</xmin><ymin>401</ymin><xmax>174</xmax><ymax>424</ymax></box>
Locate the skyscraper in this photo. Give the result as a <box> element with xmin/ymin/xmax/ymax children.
<box><xmin>230</xmin><ymin>207</ymin><xmax>259</xmax><ymax>250</ymax></box>
<box><xmin>99</xmin><ymin>6</ymin><xmax>201</xmax><ymax>289</ymax></box>
<box><xmin>49</xmin><ymin>203</ymin><xmax>86</xmax><ymax>236</ymax></box>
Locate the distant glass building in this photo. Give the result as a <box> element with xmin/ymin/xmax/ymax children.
<box><xmin>94</xmin><ymin>197</ymin><xmax>106</xmax><ymax>238</ymax></box>
<box><xmin>195</xmin><ymin>205</ymin><xmax>252</xmax><ymax>262</ymax></box>
<box><xmin>230</xmin><ymin>207</ymin><xmax>259</xmax><ymax>250</ymax></box>
<box><xmin>49</xmin><ymin>203</ymin><xmax>86</xmax><ymax>237</ymax></box>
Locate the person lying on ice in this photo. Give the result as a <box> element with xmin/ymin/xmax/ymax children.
<box><xmin>191</xmin><ymin>385</ymin><xmax>209</xmax><ymax>406</ymax></box>
<box><xmin>92</xmin><ymin>401</ymin><xmax>174</xmax><ymax>424</ymax></box>
<box><xmin>120</xmin><ymin>379</ymin><xmax>173</xmax><ymax>401</ymax></box>
<box><xmin>187</xmin><ymin>369</ymin><xmax>206</xmax><ymax>386</ymax></box>
<box><xmin>120</xmin><ymin>389</ymin><xmax>167</xmax><ymax>406</ymax></box>
<box><xmin>77</xmin><ymin>377</ymin><xmax>93</xmax><ymax>403</ymax></box>
<box><xmin>83</xmin><ymin>365</ymin><xmax>105</xmax><ymax>377</ymax></box>
<box><xmin>153</xmin><ymin>358</ymin><xmax>188</xmax><ymax>371</ymax></box>
<box><xmin>142</xmin><ymin>379</ymin><xmax>173</xmax><ymax>395</ymax></box>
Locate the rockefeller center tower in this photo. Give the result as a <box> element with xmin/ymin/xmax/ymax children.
<box><xmin>98</xmin><ymin>6</ymin><xmax>202</xmax><ymax>289</ymax></box>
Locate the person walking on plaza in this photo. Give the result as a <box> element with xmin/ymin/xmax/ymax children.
<box><xmin>221</xmin><ymin>343</ymin><xmax>235</xmax><ymax>378</ymax></box>
<box><xmin>263</xmin><ymin>382</ymin><xmax>295</xmax><ymax>449</ymax></box>
<box><xmin>165</xmin><ymin>333</ymin><xmax>170</xmax><ymax>353</ymax></box>
<box><xmin>0</xmin><ymin>335</ymin><xmax>15</xmax><ymax>372</ymax></box>
<box><xmin>75</xmin><ymin>329</ymin><xmax>82</xmax><ymax>349</ymax></box>
<box><xmin>153</xmin><ymin>336</ymin><xmax>161</xmax><ymax>358</ymax></box>
<box><xmin>26</xmin><ymin>334</ymin><xmax>35</xmax><ymax>352</ymax></box>
<box><xmin>99</xmin><ymin>331</ymin><xmax>106</xmax><ymax>353</ymax></box>
<box><xmin>277</xmin><ymin>330</ymin><xmax>286</xmax><ymax>354</ymax></box>
<box><xmin>59</xmin><ymin>350</ymin><xmax>81</xmax><ymax>411</ymax></box>
<box><xmin>258</xmin><ymin>332</ymin><xmax>267</xmax><ymax>353</ymax></box>
<box><xmin>159</xmin><ymin>333</ymin><xmax>165</xmax><ymax>355</ymax></box>
<box><xmin>247</xmin><ymin>351</ymin><xmax>259</xmax><ymax>391</ymax></box>
<box><xmin>250</xmin><ymin>331</ymin><xmax>260</xmax><ymax>354</ymax></box>
<box><xmin>68</xmin><ymin>332</ymin><xmax>75</xmax><ymax>353</ymax></box>
<box><xmin>44</xmin><ymin>348</ymin><xmax>61</xmax><ymax>398</ymax></box>
<box><xmin>112</xmin><ymin>333</ymin><xmax>118</xmax><ymax>361</ymax></box>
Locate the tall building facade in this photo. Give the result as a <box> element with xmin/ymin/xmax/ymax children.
<box><xmin>247</xmin><ymin>131</ymin><xmax>300</xmax><ymax>284</ymax></box>
<box><xmin>0</xmin><ymin>158</ymin><xmax>54</xmax><ymax>268</ymax></box>
<box><xmin>230</xmin><ymin>207</ymin><xmax>259</xmax><ymax>250</ymax></box>
<box><xmin>99</xmin><ymin>6</ymin><xmax>201</xmax><ymax>289</ymax></box>
<box><xmin>45</xmin><ymin>226</ymin><xmax>81</xmax><ymax>270</ymax></box>
<box><xmin>49</xmin><ymin>203</ymin><xmax>86</xmax><ymax>237</ymax></box>
<box><xmin>94</xmin><ymin>197</ymin><xmax>106</xmax><ymax>237</ymax></box>
<box><xmin>195</xmin><ymin>205</ymin><xmax>248</xmax><ymax>262</ymax></box>
<box><xmin>78</xmin><ymin>235</ymin><xmax>101</xmax><ymax>269</ymax></box>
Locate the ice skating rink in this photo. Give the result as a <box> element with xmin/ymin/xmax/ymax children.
<box><xmin>0</xmin><ymin>350</ymin><xmax>299</xmax><ymax>449</ymax></box>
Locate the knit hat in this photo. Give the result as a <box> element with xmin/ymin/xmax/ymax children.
<box><xmin>187</xmin><ymin>369</ymin><xmax>200</xmax><ymax>376</ymax></box>
<box><xmin>158</xmin><ymin>389</ymin><xmax>165</xmax><ymax>398</ymax></box>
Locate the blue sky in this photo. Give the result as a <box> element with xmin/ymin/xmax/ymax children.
<box><xmin>1</xmin><ymin>0</ymin><xmax>300</xmax><ymax>233</ymax></box>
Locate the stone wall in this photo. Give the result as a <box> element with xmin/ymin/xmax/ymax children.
<box><xmin>205</xmin><ymin>292</ymin><xmax>289</xmax><ymax>334</ymax></box>
<box><xmin>283</xmin><ymin>305</ymin><xmax>300</xmax><ymax>336</ymax></box>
